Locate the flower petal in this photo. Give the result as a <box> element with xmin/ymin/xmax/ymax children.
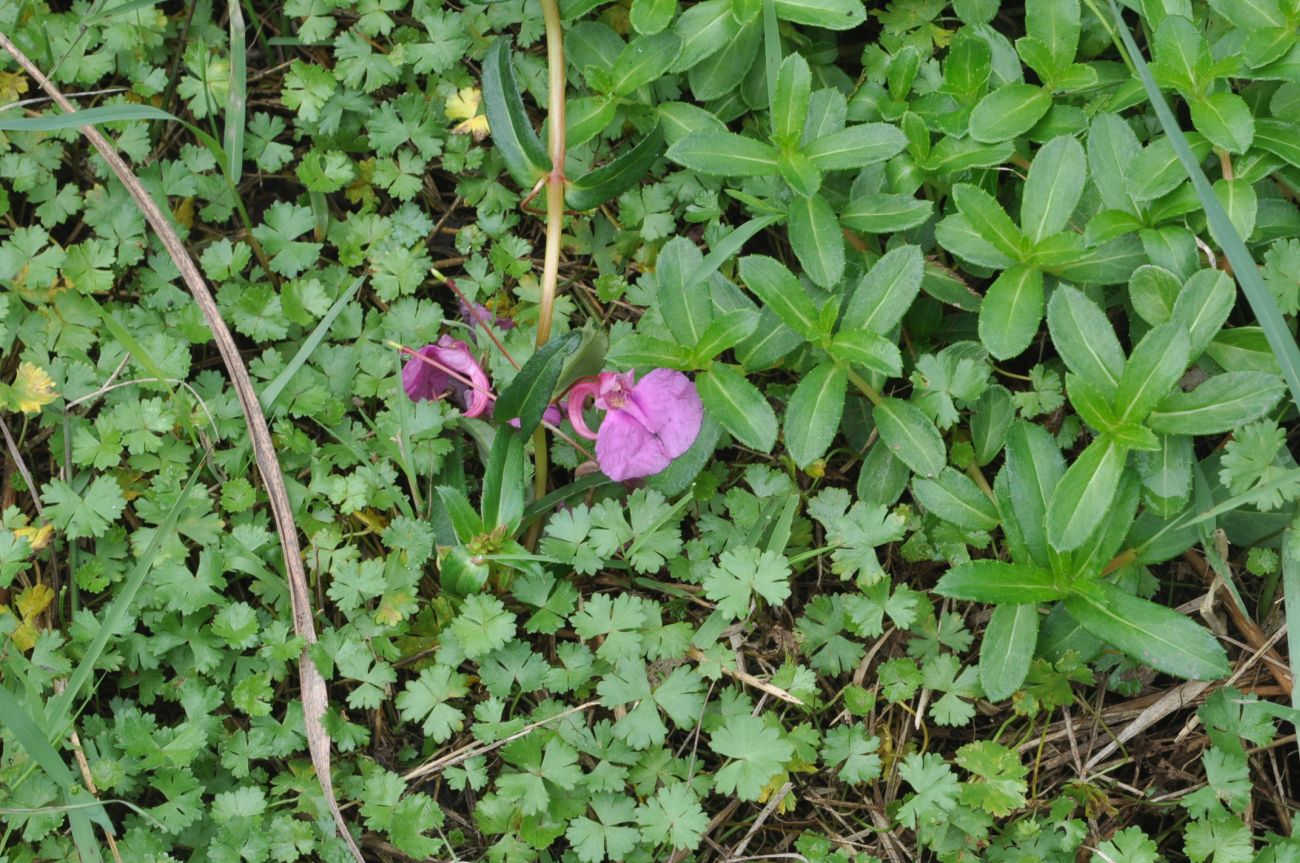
<box><xmin>432</xmin><ymin>336</ymin><xmax>492</xmax><ymax>418</ymax></box>
<box><xmin>402</xmin><ymin>345</ymin><xmax>449</xmax><ymax>402</ymax></box>
<box><xmin>628</xmin><ymin>368</ymin><xmax>704</xmax><ymax>458</ymax></box>
<box><xmin>566</xmin><ymin>379</ymin><xmax>602</xmax><ymax>440</ymax></box>
<box><xmin>595</xmin><ymin>410</ymin><xmax>673</xmax><ymax>481</ymax></box>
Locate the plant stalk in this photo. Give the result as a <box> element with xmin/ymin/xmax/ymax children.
<box><xmin>536</xmin><ymin>0</ymin><xmax>566</xmax><ymax>350</ymax></box>
<box><xmin>530</xmin><ymin>0</ymin><xmax>567</xmax><ymax>543</ymax></box>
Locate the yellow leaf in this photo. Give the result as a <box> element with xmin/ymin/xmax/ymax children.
<box><xmin>446</xmin><ymin>87</ymin><xmax>489</xmax><ymax>140</ymax></box>
<box><xmin>14</xmin><ymin>524</ymin><xmax>53</xmax><ymax>551</ymax></box>
<box><xmin>445</xmin><ymin>86</ymin><xmax>482</xmax><ymax>121</ymax></box>
<box><xmin>0</xmin><ymin>70</ymin><xmax>28</xmax><ymax>104</ymax></box>
<box><xmin>11</xmin><ymin>362</ymin><xmax>58</xmax><ymax>414</ymax></box>
<box><xmin>174</xmin><ymin>196</ymin><xmax>196</xmax><ymax>228</ymax></box>
<box><xmin>16</xmin><ymin>583</ymin><xmax>54</xmax><ymax>620</ymax></box>
<box><xmin>375</xmin><ymin>589</ymin><xmax>417</xmax><ymax>626</ymax></box>
<box><xmin>352</xmin><ymin>509</ymin><xmax>389</xmax><ymax>534</ymax></box>
<box><xmin>3</xmin><ymin>583</ymin><xmax>55</xmax><ymax>652</ymax></box>
<box><xmin>453</xmin><ymin>115</ymin><xmax>490</xmax><ymax>141</ymax></box>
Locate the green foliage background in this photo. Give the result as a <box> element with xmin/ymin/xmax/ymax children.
<box><xmin>2</xmin><ymin>0</ymin><xmax>1300</xmax><ymax>861</ymax></box>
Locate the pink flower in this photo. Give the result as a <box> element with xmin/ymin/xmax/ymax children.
<box><xmin>566</xmin><ymin>369</ymin><xmax>703</xmax><ymax>481</ymax></box>
<box><xmin>402</xmin><ymin>336</ymin><xmax>492</xmax><ymax>418</ymax></box>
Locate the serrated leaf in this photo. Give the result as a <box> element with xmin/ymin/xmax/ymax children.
<box><xmin>787</xmin><ymin>193</ymin><xmax>844</xmax><ymax>288</ymax></box>
<box><xmin>784</xmin><ymin>361</ymin><xmax>847</xmax><ymax>467</ymax></box>
<box><xmin>1045</xmin><ymin>435</ymin><xmax>1127</xmax><ymax>552</ymax></box>
<box><xmin>1065</xmin><ymin>580</ymin><xmax>1229</xmax><ymax>680</ymax></box>
<box><xmin>696</xmin><ymin>364</ymin><xmax>778</xmax><ymax>452</ymax></box>
<box><xmin>874</xmin><ymin>397</ymin><xmax>946</xmax><ymax>479</ymax></box>
<box><xmin>978</xmin><ymin>263</ymin><xmax>1043</xmax><ymax>360</ymax></box>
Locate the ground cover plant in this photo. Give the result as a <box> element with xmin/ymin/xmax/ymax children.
<box><xmin>2</xmin><ymin>0</ymin><xmax>1300</xmax><ymax>861</ymax></box>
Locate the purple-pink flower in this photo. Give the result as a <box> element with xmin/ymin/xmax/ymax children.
<box><xmin>566</xmin><ymin>369</ymin><xmax>703</xmax><ymax>481</ymax></box>
<box><xmin>402</xmin><ymin>335</ymin><xmax>492</xmax><ymax>417</ymax></box>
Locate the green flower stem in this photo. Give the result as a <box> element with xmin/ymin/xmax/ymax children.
<box><xmin>537</xmin><ymin>0</ymin><xmax>566</xmax><ymax>350</ymax></box>
<box><xmin>531</xmin><ymin>0</ymin><xmax>567</xmax><ymax>543</ymax></box>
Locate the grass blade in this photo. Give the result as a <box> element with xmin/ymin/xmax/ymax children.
<box><xmin>1285</xmin><ymin>528</ymin><xmax>1300</xmax><ymax>714</ymax></box>
<box><xmin>224</xmin><ymin>0</ymin><xmax>247</xmax><ymax>184</ymax></box>
<box><xmin>260</xmin><ymin>275</ymin><xmax>365</xmax><ymax>409</ymax></box>
<box><xmin>0</xmin><ymin>103</ymin><xmax>176</xmax><ymax>131</ymax></box>
<box><xmin>1107</xmin><ymin>0</ymin><xmax>1300</xmax><ymax>409</ymax></box>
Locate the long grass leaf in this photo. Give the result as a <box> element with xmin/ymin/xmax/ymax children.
<box><xmin>0</xmin><ymin>103</ymin><xmax>177</xmax><ymax>131</ymax></box>
<box><xmin>1284</xmin><ymin>528</ymin><xmax>1300</xmax><ymax>714</ymax></box>
<box><xmin>224</xmin><ymin>0</ymin><xmax>247</xmax><ymax>183</ymax></box>
<box><xmin>761</xmin><ymin>0</ymin><xmax>781</xmax><ymax>114</ymax></box>
<box><xmin>1107</xmin><ymin>0</ymin><xmax>1300</xmax><ymax>408</ymax></box>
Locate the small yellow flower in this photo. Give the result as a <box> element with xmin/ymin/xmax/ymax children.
<box><xmin>10</xmin><ymin>362</ymin><xmax>58</xmax><ymax>414</ymax></box>
<box><xmin>446</xmin><ymin>86</ymin><xmax>490</xmax><ymax>141</ymax></box>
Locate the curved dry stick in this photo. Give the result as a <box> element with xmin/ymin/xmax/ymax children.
<box><xmin>0</xmin><ymin>32</ymin><xmax>365</xmax><ymax>863</ymax></box>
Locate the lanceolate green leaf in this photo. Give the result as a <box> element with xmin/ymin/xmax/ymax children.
<box><xmin>1046</xmin><ymin>285</ymin><xmax>1125</xmax><ymax>396</ymax></box>
<box><xmin>968</xmin><ymin>83</ymin><xmax>1052</xmax><ymax>143</ymax></box>
<box><xmin>784</xmin><ymin>361</ymin><xmax>847</xmax><ymax>467</ymax></box>
<box><xmin>697</xmin><ymin>364</ymin><xmax>778</xmax><ymax>452</ymax></box>
<box><xmin>693</xmin><ymin>309</ymin><xmax>760</xmax><ymax>361</ymax></box>
<box><xmin>738</xmin><ymin>254</ymin><xmax>821</xmax><ymax>338</ymax></box>
<box><xmin>978</xmin><ymin>263</ymin><xmax>1043</xmax><ymax>361</ymax></box>
<box><xmin>1114</xmin><ymin>322</ymin><xmax>1189</xmax><ymax>423</ymax></box>
<box><xmin>481</xmin><ymin>427</ymin><xmax>525</xmax><ymax>531</ymax></box>
<box><xmin>913</xmin><ymin>467</ymin><xmax>1000</xmax><ymax>531</ymax></box>
<box><xmin>1045</xmin><ymin>435</ymin><xmax>1127</xmax><ymax>552</ymax></box>
<box><xmin>772</xmin><ymin>0</ymin><xmax>866</xmax><ymax>29</ymax></box>
<box><xmin>787</xmin><ymin>193</ymin><xmax>844</xmax><ymax>288</ymax></box>
<box><xmin>609</xmin><ymin>31</ymin><xmax>682</xmax><ymax>95</ymax></box>
<box><xmin>827</xmin><ymin>331</ymin><xmax>902</xmax><ymax>377</ymax></box>
<box><xmin>979</xmin><ymin>604</ymin><xmax>1039</xmax><ymax>702</ymax></box>
<box><xmin>952</xmin><ymin>184</ymin><xmax>1024</xmax><ymax>260</ymax></box>
<box><xmin>1145</xmin><ymin>372</ymin><xmax>1286</xmax><ymax>434</ymax></box>
<box><xmin>1020</xmin><ymin>135</ymin><xmax>1086</xmax><ymax>243</ymax></box>
<box><xmin>933</xmin><ymin>561</ymin><xmax>1065</xmax><ymax>604</ymax></box>
<box><xmin>840</xmin><ymin>193</ymin><xmax>933</xmax><ymax>233</ymax></box>
<box><xmin>494</xmin><ymin>331</ymin><xmax>581</xmax><ymax>435</ymax></box>
<box><xmin>482</xmin><ymin>37</ymin><xmax>552</xmax><ymax>187</ymax></box>
<box><xmin>841</xmin><ymin>244</ymin><xmax>924</xmax><ymax>334</ymax></box>
<box><xmin>1064</xmin><ymin>580</ymin><xmax>1229</xmax><ymax>680</ymax></box>
<box><xmin>225</xmin><ymin>0</ymin><xmax>247</xmax><ymax>184</ymax></box>
<box><xmin>1111</xmin><ymin>0</ymin><xmax>1300</xmax><ymax>412</ymax></box>
<box><xmin>566</xmin><ymin>123</ymin><xmax>667</xmax><ymax>210</ymax></box>
<box><xmin>874</xmin><ymin>397</ymin><xmax>946</xmax><ymax>479</ymax></box>
<box><xmin>0</xmin><ymin>103</ymin><xmax>179</xmax><ymax>131</ymax></box>
<box><xmin>667</xmin><ymin>131</ymin><xmax>780</xmax><ymax>176</ymax></box>
<box><xmin>804</xmin><ymin>123</ymin><xmax>908</xmax><ymax>170</ymax></box>
<box><xmin>771</xmin><ymin>53</ymin><xmax>811</xmax><ymax>143</ymax></box>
